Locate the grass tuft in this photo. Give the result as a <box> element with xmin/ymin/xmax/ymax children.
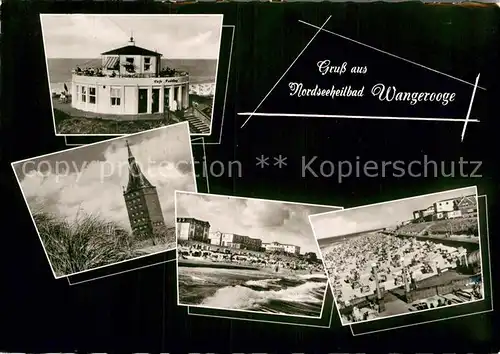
<box><xmin>34</xmin><ymin>210</ymin><xmax>145</xmax><ymax>277</ymax></box>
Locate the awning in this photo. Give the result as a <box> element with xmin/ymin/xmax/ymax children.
<box><xmin>104</xmin><ymin>56</ymin><xmax>119</xmax><ymax>69</ymax></box>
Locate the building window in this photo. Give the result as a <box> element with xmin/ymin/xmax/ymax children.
<box><xmin>89</xmin><ymin>86</ymin><xmax>96</xmax><ymax>104</ymax></box>
<box><xmin>125</xmin><ymin>57</ymin><xmax>135</xmax><ymax>73</ymax></box>
<box><xmin>81</xmin><ymin>86</ymin><xmax>87</xmax><ymax>102</ymax></box>
<box><xmin>76</xmin><ymin>85</ymin><xmax>80</xmax><ymax>101</ymax></box>
<box><xmin>111</xmin><ymin>87</ymin><xmax>121</xmax><ymax>106</ymax></box>
<box><xmin>144</xmin><ymin>57</ymin><xmax>151</xmax><ymax>71</ymax></box>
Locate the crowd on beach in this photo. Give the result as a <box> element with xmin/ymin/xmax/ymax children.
<box><xmin>178</xmin><ymin>241</ymin><xmax>324</xmax><ymax>275</ymax></box>
<box><xmin>323</xmin><ymin>233</ymin><xmax>472</xmax><ymax>308</ymax></box>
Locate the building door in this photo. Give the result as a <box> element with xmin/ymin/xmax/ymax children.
<box><xmin>138</xmin><ymin>89</ymin><xmax>148</xmax><ymax>114</ymax></box>
<box><xmin>151</xmin><ymin>88</ymin><xmax>160</xmax><ymax>113</ymax></box>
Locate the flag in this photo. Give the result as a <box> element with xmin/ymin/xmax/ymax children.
<box><xmin>64</xmin><ymin>83</ymin><xmax>68</xmax><ymax>93</ymax></box>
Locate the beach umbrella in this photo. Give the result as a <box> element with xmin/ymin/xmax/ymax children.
<box><xmin>64</xmin><ymin>83</ymin><xmax>68</xmax><ymax>93</ymax></box>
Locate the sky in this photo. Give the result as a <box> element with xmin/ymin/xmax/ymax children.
<box><xmin>13</xmin><ymin>123</ymin><xmax>196</xmax><ymax>230</ymax></box>
<box><xmin>310</xmin><ymin>186</ymin><xmax>477</xmax><ymax>240</ymax></box>
<box><xmin>175</xmin><ymin>192</ymin><xmax>341</xmax><ymax>255</ymax></box>
<box><xmin>40</xmin><ymin>14</ymin><xmax>223</xmax><ymax>59</ymax></box>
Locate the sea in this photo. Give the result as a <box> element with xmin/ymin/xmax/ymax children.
<box><xmin>178</xmin><ymin>266</ymin><xmax>328</xmax><ymax>317</ymax></box>
<box><xmin>47</xmin><ymin>58</ymin><xmax>217</xmax><ymax>93</ymax></box>
<box><xmin>317</xmin><ymin>228</ymin><xmax>386</xmax><ymax>248</ymax></box>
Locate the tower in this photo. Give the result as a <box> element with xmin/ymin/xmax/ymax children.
<box><xmin>123</xmin><ymin>140</ymin><xmax>166</xmax><ymax>240</ymax></box>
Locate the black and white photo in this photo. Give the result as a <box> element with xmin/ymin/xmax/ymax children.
<box><xmin>41</xmin><ymin>14</ymin><xmax>223</xmax><ymax>136</ymax></box>
<box><xmin>12</xmin><ymin>122</ymin><xmax>197</xmax><ymax>278</ymax></box>
<box><xmin>309</xmin><ymin>186</ymin><xmax>484</xmax><ymax>325</ymax></box>
<box><xmin>175</xmin><ymin>191</ymin><xmax>342</xmax><ymax>318</ymax></box>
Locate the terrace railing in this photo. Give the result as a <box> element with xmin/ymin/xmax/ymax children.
<box><xmin>72</xmin><ymin>68</ymin><xmax>189</xmax><ymax>79</ymax></box>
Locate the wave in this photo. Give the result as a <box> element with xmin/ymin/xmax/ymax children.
<box><xmin>244</xmin><ymin>278</ymin><xmax>279</xmax><ymax>289</ymax></box>
<box><xmin>200</xmin><ymin>280</ymin><xmax>326</xmax><ymax>312</ymax></box>
<box><xmin>299</xmin><ymin>273</ymin><xmax>328</xmax><ymax>280</ymax></box>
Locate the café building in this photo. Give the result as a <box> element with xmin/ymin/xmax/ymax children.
<box><xmin>71</xmin><ymin>37</ymin><xmax>190</xmax><ymax>115</ymax></box>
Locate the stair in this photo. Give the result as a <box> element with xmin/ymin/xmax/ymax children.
<box><xmin>184</xmin><ymin>114</ymin><xmax>211</xmax><ymax>134</ymax></box>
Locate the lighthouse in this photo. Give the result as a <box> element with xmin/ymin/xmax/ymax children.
<box><xmin>123</xmin><ymin>140</ymin><xmax>166</xmax><ymax>241</ymax></box>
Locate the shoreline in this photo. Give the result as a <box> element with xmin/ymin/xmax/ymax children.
<box><xmin>178</xmin><ymin>258</ymin><xmax>326</xmax><ymax>278</ymax></box>
<box><xmin>178</xmin><ymin>258</ymin><xmax>260</xmax><ymax>270</ymax></box>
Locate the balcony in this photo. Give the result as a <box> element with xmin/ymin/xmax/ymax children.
<box><xmin>72</xmin><ymin>66</ymin><xmax>189</xmax><ymax>79</ymax></box>
<box><xmin>72</xmin><ymin>67</ymin><xmax>190</xmax><ymax>86</ymax></box>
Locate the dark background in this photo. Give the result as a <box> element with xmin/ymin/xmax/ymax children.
<box><xmin>1</xmin><ymin>1</ymin><xmax>499</xmax><ymax>352</ymax></box>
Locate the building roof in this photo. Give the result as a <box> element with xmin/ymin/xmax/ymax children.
<box><xmin>176</xmin><ymin>217</ymin><xmax>210</xmax><ymax>225</ymax></box>
<box><xmin>101</xmin><ymin>45</ymin><xmax>162</xmax><ymax>57</ymax></box>
<box><xmin>124</xmin><ymin>140</ymin><xmax>155</xmax><ymax>193</ymax></box>
<box><xmin>263</xmin><ymin>242</ymin><xmax>298</xmax><ymax>248</ymax></box>
<box><xmin>457</xmin><ymin>195</ymin><xmax>477</xmax><ymax>207</ymax></box>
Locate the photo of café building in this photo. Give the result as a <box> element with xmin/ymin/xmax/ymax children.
<box><xmin>71</xmin><ymin>37</ymin><xmax>190</xmax><ymax>116</ymax></box>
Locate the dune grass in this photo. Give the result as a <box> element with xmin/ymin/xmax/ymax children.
<box><xmin>33</xmin><ymin>210</ymin><xmax>146</xmax><ymax>277</ymax></box>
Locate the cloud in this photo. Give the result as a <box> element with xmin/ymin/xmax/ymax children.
<box><xmin>176</xmin><ymin>193</ymin><xmax>340</xmax><ymax>255</ymax></box>
<box><xmin>41</xmin><ymin>15</ymin><xmax>223</xmax><ymax>59</ymax></box>
<box><xmin>15</xmin><ymin>125</ymin><xmax>195</xmax><ymax>230</ymax></box>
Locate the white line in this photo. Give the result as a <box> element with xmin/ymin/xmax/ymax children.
<box><xmin>67</xmin><ymin>257</ymin><xmax>175</xmax><ymax>285</ymax></box>
<box><xmin>192</xmin><ymin>25</ymin><xmax>235</xmax><ymax>146</ymax></box>
<box><xmin>240</xmin><ymin>16</ymin><xmax>332</xmax><ymax>129</ymax></box>
<box><xmin>237</xmin><ymin>112</ymin><xmax>480</xmax><ymax>123</ymax></box>
<box><xmin>461</xmin><ymin>74</ymin><xmax>480</xmax><ymax>142</ymax></box>
<box><xmin>187</xmin><ymin>308</ymin><xmax>334</xmax><ymax>329</ymax></box>
<box><xmin>482</xmin><ymin>194</ymin><xmax>494</xmax><ymax>311</ymax></box>
<box><xmin>350</xmin><ymin>309</ymin><xmax>494</xmax><ymax>336</ymax></box>
<box><xmin>299</xmin><ymin>20</ymin><xmax>487</xmax><ymax>91</ymax></box>
<box><xmin>201</xmin><ymin>137</ymin><xmax>210</xmax><ymax>193</ymax></box>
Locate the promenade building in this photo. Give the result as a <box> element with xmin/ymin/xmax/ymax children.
<box><xmin>263</xmin><ymin>241</ymin><xmax>301</xmax><ymax>255</ymax></box>
<box><xmin>176</xmin><ymin>217</ymin><xmax>211</xmax><ymax>242</ymax></box>
<box><xmin>208</xmin><ymin>231</ymin><xmax>263</xmax><ymax>252</ymax></box>
<box><xmin>412</xmin><ymin>194</ymin><xmax>478</xmax><ymax>223</ymax></box>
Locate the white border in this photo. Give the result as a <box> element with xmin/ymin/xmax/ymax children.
<box><xmin>191</xmin><ymin>25</ymin><xmax>235</xmax><ymax>146</ymax></box>
<box><xmin>174</xmin><ymin>190</ymin><xmax>343</xmax><ymax>319</ymax></box>
<box><xmin>308</xmin><ymin>186</ymin><xmax>484</xmax><ymax>327</ymax></box>
<box><xmin>187</xmin><ymin>302</ymin><xmax>335</xmax><ymax>329</ymax></box>
<box><xmin>40</xmin><ymin>13</ymin><xmax>224</xmax><ymax>137</ymax></box>
<box><xmin>67</xmin><ymin>257</ymin><xmax>176</xmax><ymax>286</ymax></box>
<box><xmin>349</xmin><ymin>193</ymin><xmax>493</xmax><ymax>336</ymax></box>
<box><xmin>11</xmin><ymin>121</ymin><xmax>197</xmax><ymax>279</ymax></box>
